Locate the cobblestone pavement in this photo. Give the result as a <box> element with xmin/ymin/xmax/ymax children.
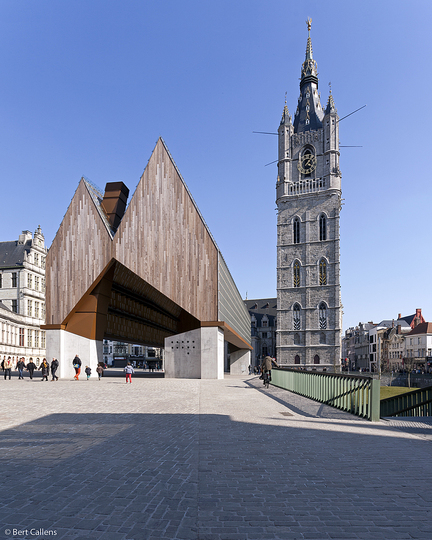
<box><xmin>0</xmin><ymin>372</ymin><xmax>431</xmax><ymax>540</ymax></box>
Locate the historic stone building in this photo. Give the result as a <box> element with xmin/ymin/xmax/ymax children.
<box><xmin>276</xmin><ymin>21</ymin><xmax>342</xmax><ymax>369</ymax></box>
<box><xmin>0</xmin><ymin>227</ymin><xmax>47</xmax><ymax>363</ymax></box>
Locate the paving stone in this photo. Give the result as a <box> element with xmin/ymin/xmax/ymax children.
<box><xmin>0</xmin><ymin>373</ymin><xmax>432</xmax><ymax>539</ymax></box>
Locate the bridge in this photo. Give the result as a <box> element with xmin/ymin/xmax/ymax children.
<box><xmin>43</xmin><ymin>138</ymin><xmax>251</xmax><ymax>378</ymax></box>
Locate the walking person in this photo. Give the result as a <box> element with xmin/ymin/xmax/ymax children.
<box><xmin>41</xmin><ymin>358</ymin><xmax>49</xmax><ymax>381</ymax></box>
<box><xmin>124</xmin><ymin>362</ymin><xmax>134</xmax><ymax>383</ymax></box>
<box><xmin>50</xmin><ymin>358</ymin><xmax>59</xmax><ymax>381</ymax></box>
<box><xmin>84</xmin><ymin>366</ymin><xmax>91</xmax><ymax>380</ymax></box>
<box><xmin>96</xmin><ymin>363</ymin><xmax>104</xmax><ymax>380</ymax></box>
<box><xmin>26</xmin><ymin>358</ymin><xmax>36</xmax><ymax>379</ymax></box>
<box><xmin>4</xmin><ymin>357</ymin><xmax>12</xmax><ymax>380</ymax></box>
<box><xmin>17</xmin><ymin>357</ymin><xmax>26</xmax><ymax>379</ymax></box>
<box><xmin>72</xmin><ymin>354</ymin><xmax>82</xmax><ymax>380</ymax></box>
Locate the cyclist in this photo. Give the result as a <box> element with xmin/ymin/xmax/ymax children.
<box><xmin>261</xmin><ymin>356</ymin><xmax>279</xmax><ymax>386</ymax></box>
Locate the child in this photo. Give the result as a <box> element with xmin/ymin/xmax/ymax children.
<box><xmin>96</xmin><ymin>363</ymin><xmax>104</xmax><ymax>380</ymax></box>
<box><xmin>85</xmin><ymin>366</ymin><xmax>91</xmax><ymax>380</ymax></box>
<box><xmin>124</xmin><ymin>362</ymin><xmax>134</xmax><ymax>383</ymax></box>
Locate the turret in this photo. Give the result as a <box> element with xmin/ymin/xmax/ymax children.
<box><xmin>323</xmin><ymin>88</ymin><xmax>341</xmax><ymax>190</ymax></box>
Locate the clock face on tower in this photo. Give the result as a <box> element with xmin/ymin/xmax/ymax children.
<box><xmin>297</xmin><ymin>151</ymin><xmax>317</xmax><ymax>175</ymax></box>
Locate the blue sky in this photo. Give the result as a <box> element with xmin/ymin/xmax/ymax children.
<box><xmin>1</xmin><ymin>0</ymin><xmax>431</xmax><ymax>331</ymax></box>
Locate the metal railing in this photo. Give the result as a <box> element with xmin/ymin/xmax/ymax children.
<box><xmin>271</xmin><ymin>368</ymin><xmax>381</xmax><ymax>421</ymax></box>
<box><xmin>380</xmin><ymin>385</ymin><xmax>432</xmax><ymax>417</ymax></box>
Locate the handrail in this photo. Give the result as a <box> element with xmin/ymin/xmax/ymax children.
<box><xmin>380</xmin><ymin>385</ymin><xmax>432</xmax><ymax>417</ymax></box>
<box><xmin>271</xmin><ymin>367</ymin><xmax>380</xmax><ymax>421</ymax></box>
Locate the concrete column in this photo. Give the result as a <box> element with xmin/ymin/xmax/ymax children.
<box><xmin>230</xmin><ymin>348</ymin><xmax>251</xmax><ymax>375</ymax></box>
<box><xmin>164</xmin><ymin>326</ymin><xmax>224</xmax><ymax>379</ymax></box>
<box><xmin>46</xmin><ymin>328</ymin><xmax>102</xmax><ymax>379</ymax></box>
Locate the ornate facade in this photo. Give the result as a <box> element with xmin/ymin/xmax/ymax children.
<box><xmin>276</xmin><ymin>21</ymin><xmax>342</xmax><ymax>369</ymax></box>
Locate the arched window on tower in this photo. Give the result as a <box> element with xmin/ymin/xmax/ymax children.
<box><xmin>319</xmin><ymin>214</ymin><xmax>327</xmax><ymax>241</ymax></box>
<box><xmin>319</xmin><ymin>302</ymin><xmax>327</xmax><ymax>329</ymax></box>
<box><xmin>314</xmin><ymin>355</ymin><xmax>320</xmax><ymax>365</ymax></box>
<box><xmin>293</xmin><ymin>303</ymin><xmax>301</xmax><ymax>330</ymax></box>
<box><xmin>295</xmin><ymin>354</ymin><xmax>301</xmax><ymax>364</ymax></box>
<box><xmin>319</xmin><ymin>259</ymin><xmax>327</xmax><ymax>286</ymax></box>
<box><xmin>293</xmin><ymin>217</ymin><xmax>300</xmax><ymax>244</ymax></box>
<box><xmin>293</xmin><ymin>261</ymin><xmax>300</xmax><ymax>288</ymax></box>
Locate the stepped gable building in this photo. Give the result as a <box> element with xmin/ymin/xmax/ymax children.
<box><xmin>244</xmin><ymin>298</ymin><xmax>277</xmax><ymax>366</ymax></box>
<box><xmin>0</xmin><ymin>227</ymin><xmax>47</xmax><ymax>363</ymax></box>
<box><xmin>43</xmin><ymin>138</ymin><xmax>251</xmax><ymax>379</ymax></box>
<box><xmin>276</xmin><ymin>20</ymin><xmax>342</xmax><ymax>369</ymax></box>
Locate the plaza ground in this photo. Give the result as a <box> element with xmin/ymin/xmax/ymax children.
<box><xmin>0</xmin><ymin>370</ymin><xmax>431</xmax><ymax>539</ymax></box>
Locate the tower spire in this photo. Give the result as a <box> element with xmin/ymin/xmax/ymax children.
<box><xmin>294</xmin><ymin>18</ymin><xmax>323</xmax><ymax>133</ymax></box>
<box><xmin>300</xmin><ymin>18</ymin><xmax>318</xmax><ymax>86</ymax></box>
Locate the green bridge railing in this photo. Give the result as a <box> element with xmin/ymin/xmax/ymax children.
<box><xmin>271</xmin><ymin>368</ymin><xmax>381</xmax><ymax>421</ymax></box>
<box><xmin>380</xmin><ymin>385</ymin><xmax>432</xmax><ymax>417</ymax></box>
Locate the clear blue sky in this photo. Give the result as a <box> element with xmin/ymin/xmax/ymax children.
<box><xmin>1</xmin><ymin>0</ymin><xmax>431</xmax><ymax>331</ymax></box>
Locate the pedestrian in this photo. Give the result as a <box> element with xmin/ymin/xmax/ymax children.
<box><xmin>124</xmin><ymin>362</ymin><xmax>134</xmax><ymax>383</ymax></box>
<box><xmin>4</xmin><ymin>357</ymin><xmax>12</xmax><ymax>380</ymax></box>
<box><xmin>26</xmin><ymin>358</ymin><xmax>36</xmax><ymax>379</ymax></box>
<box><xmin>41</xmin><ymin>358</ymin><xmax>49</xmax><ymax>381</ymax></box>
<box><xmin>17</xmin><ymin>357</ymin><xmax>26</xmax><ymax>379</ymax></box>
<box><xmin>96</xmin><ymin>363</ymin><xmax>104</xmax><ymax>380</ymax></box>
<box><xmin>73</xmin><ymin>354</ymin><xmax>82</xmax><ymax>380</ymax></box>
<box><xmin>84</xmin><ymin>366</ymin><xmax>91</xmax><ymax>380</ymax></box>
<box><xmin>1</xmin><ymin>356</ymin><xmax>5</xmax><ymax>371</ymax></box>
<box><xmin>51</xmin><ymin>358</ymin><xmax>59</xmax><ymax>381</ymax></box>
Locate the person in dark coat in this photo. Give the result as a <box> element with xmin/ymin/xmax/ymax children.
<box><xmin>96</xmin><ymin>364</ymin><xmax>104</xmax><ymax>380</ymax></box>
<box><xmin>40</xmin><ymin>358</ymin><xmax>49</xmax><ymax>381</ymax></box>
<box><xmin>73</xmin><ymin>355</ymin><xmax>82</xmax><ymax>380</ymax></box>
<box><xmin>51</xmin><ymin>358</ymin><xmax>59</xmax><ymax>381</ymax></box>
<box><xmin>26</xmin><ymin>358</ymin><xmax>36</xmax><ymax>379</ymax></box>
<box><xmin>84</xmin><ymin>366</ymin><xmax>91</xmax><ymax>380</ymax></box>
<box><xmin>260</xmin><ymin>356</ymin><xmax>279</xmax><ymax>385</ymax></box>
<box><xmin>17</xmin><ymin>357</ymin><xmax>26</xmax><ymax>379</ymax></box>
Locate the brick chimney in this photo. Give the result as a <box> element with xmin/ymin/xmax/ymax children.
<box><xmin>414</xmin><ymin>308</ymin><xmax>422</xmax><ymax>327</ymax></box>
<box><xmin>101</xmin><ymin>182</ymin><xmax>129</xmax><ymax>233</ymax></box>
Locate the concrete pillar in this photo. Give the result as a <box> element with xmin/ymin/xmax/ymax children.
<box><xmin>230</xmin><ymin>348</ymin><xmax>251</xmax><ymax>375</ymax></box>
<box><xmin>46</xmin><ymin>328</ymin><xmax>102</xmax><ymax>379</ymax></box>
<box><xmin>164</xmin><ymin>326</ymin><xmax>224</xmax><ymax>379</ymax></box>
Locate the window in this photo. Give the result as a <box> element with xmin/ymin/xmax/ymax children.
<box><xmin>28</xmin><ymin>300</ymin><xmax>32</xmax><ymax>317</ymax></box>
<box><xmin>34</xmin><ymin>253</ymin><xmax>39</xmax><ymax>266</ymax></box>
<box><xmin>262</xmin><ymin>320</ymin><xmax>268</xmax><ymax>327</ymax></box>
<box><xmin>28</xmin><ymin>273</ymin><xmax>33</xmax><ymax>288</ymax></box>
<box><xmin>295</xmin><ymin>355</ymin><xmax>301</xmax><ymax>364</ymax></box>
<box><xmin>19</xmin><ymin>328</ymin><xmax>24</xmax><ymax>346</ymax></box>
<box><xmin>35</xmin><ymin>331</ymin><xmax>39</xmax><ymax>348</ymax></box>
<box><xmin>11</xmin><ymin>272</ymin><xmax>17</xmax><ymax>287</ymax></box>
<box><xmin>319</xmin><ymin>214</ymin><xmax>327</xmax><ymax>241</ymax></box>
<box><xmin>319</xmin><ymin>260</ymin><xmax>327</xmax><ymax>285</ymax></box>
<box><xmin>35</xmin><ymin>276</ymin><xmax>40</xmax><ymax>291</ymax></box>
<box><xmin>12</xmin><ymin>300</ymin><xmax>17</xmax><ymax>313</ymax></box>
<box><xmin>314</xmin><ymin>355</ymin><xmax>320</xmax><ymax>365</ymax></box>
<box><xmin>41</xmin><ymin>332</ymin><xmax>46</xmax><ymax>349</ymax></box>
<box><xmin>293</xmin><ymin>304</ymin><xmax>301</xmax><ymax>330</ymax></box>
<box><xmin>293</xmin><ymin>218</ymin><xmax>300</xmax><ymax>244</ymax></box>
<box><xmin>293</xmin><ymin>261</ymin><xmax>300</xmax><ymax>288</ymax></box>
<box><xmin>27</xmin><ymin>329</ymin><xmax>32</xmax><ymax>347</ymax></box>
<box><xmin>35</xmin><ymin>302</ymin><xmax>40</xmax><ymax>319</ymax></box>
<box><xmin>319</xmin><ymin>303</ymin><xmax>327</xmax><ymax>329</ymax></box>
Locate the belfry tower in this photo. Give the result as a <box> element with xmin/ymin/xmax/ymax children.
<box><xmin>276</xmin><ymin>19</ymin><xmax>342</xmax><ymax>369</ymax></box>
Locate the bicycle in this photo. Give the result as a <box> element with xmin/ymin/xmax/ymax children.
<box><xmin>262</xmin><ymin>370</ymin><xmax>271</xmax><ymax>389</ymax></box>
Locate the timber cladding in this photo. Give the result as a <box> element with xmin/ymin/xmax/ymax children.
<box><xmin>114</xmin><ymin>139</ymin><xmax>218</xmax><ymax>323</ymax></box>
<box><xmin>45</xmin><ymin>138</ymin><xmax>218</xmax><ymax>331</ymax></box>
